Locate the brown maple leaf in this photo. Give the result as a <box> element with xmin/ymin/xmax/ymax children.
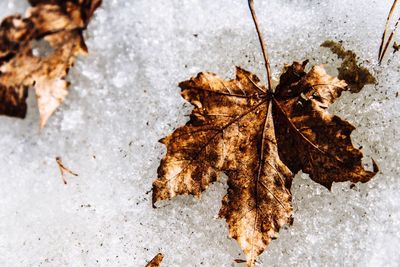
<box><xmin>0</xmin><ymin>0</ymin><xmax>101</xmax><ymax>128</ymax></box>
<box><xmin>152</xmin><ymin>1</ymin><xmax>378</xmax><ymax>266</ymax></box>
<box><xmin>145</xmin><ymin>253</ymin><xmax>164</xmax><ymax>267</ymax></box>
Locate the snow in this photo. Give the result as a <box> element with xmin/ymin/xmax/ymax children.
<box><xmin>0</xmin><ymin>0</ymin><xmax>399</xmax><ymax>266</ymax></box>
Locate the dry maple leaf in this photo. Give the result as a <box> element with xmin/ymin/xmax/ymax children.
<box><xmin>152</xmin><ymin>1</ymin><xmax>378</xmax><ymax>266</ymax></box>
<box><xmin>0</xmin><ymin>0</ymin><xmax>101</xmax><ymax>127</ymax></box>
<box><xmin>153</xmin><ymin>63</ymin><xmax>378</xmax><ymax>266</ymax></box>
<box><xmin>145</xmin><ymin>253</ymin><xmax>164</xmax><ymax>267</ymax></box>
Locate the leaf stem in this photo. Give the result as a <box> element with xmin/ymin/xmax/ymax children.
<box><xmin>248</xmin><ymin>0</ymin><xmax>273</xmax><ymax>93</ymax></box>
<box><xmin>378</xmin><ymin>0</ymin><xmax>398</xmax><ymax>62</ymax></box>
<box><xmin>379</xmin><ymin>15</ymin><xmax>400</xmax><ymax>64</ymax></box>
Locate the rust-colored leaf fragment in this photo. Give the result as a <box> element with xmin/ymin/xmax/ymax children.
<box><xmin>145</xmin><ymin>253</ymin><xmax>164</xmax><ymax>267</ymax></box>
<box><xmin>56</xmin><ymin>156</ymin><xmax>78</xmax><ymax>185</ymax></box>
<box><xmin>321</xmin><ymin>40</ymin><xmax>376</xmax><ymax>93</ymax></box>
<box><xmin>152</xmin><ymin>61</ymin><xmax>378</xmax><ymax>266</ymax></box>
<box><xmin>0</xmin><ymin>0</ymin><xmax>101</xmax><ymax>127</ymax></box>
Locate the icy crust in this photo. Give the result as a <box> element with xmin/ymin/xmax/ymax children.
<box><xmin>0</xmin><ymin>0</ymin><xmax>398</xmax><ymax>266</ymax></box>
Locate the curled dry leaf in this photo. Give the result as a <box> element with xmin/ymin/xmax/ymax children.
<box><xmin>0</xmin><ymin>0</ymin><xmax>101</xmax><ymax>128</ymax></box>
<box><xmin>321</xmin><ymin>40</ymin><xmax>376</xmax><ymax>93</ymax></box>
<box><xmin>145</xmin><ymin>253</ymin><xmax>164</xmax><ymax>267</ymax></box>
<box><xmin>152</xmin><ymin>61</ymin><xmax>378</xmax><ymax>266</ymax></box>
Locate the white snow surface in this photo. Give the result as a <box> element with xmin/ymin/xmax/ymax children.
<box><xmin>0</xmin><ymin>0</ymin><xmax>399</xmax><ymax>266</ymax></box>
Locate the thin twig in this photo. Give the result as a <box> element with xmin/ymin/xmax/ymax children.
<box><xmin>56</xmin><ymin>156</ymin><xmax>78</xmax><ymax>185</ymax></box>
<box><xmin>248</xmin><ymin>0</ymin><xmax>273</xmax><ymax>93</ymax></box>
<box><xmin>380</xmin><ymin>15</ymin><xmax>400</xmax><ymax>63</ymax></box>
<box><xmin>379</xmin><ymin>0</ymin><xmax>398</xmax><ymax>59</ymax></box>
